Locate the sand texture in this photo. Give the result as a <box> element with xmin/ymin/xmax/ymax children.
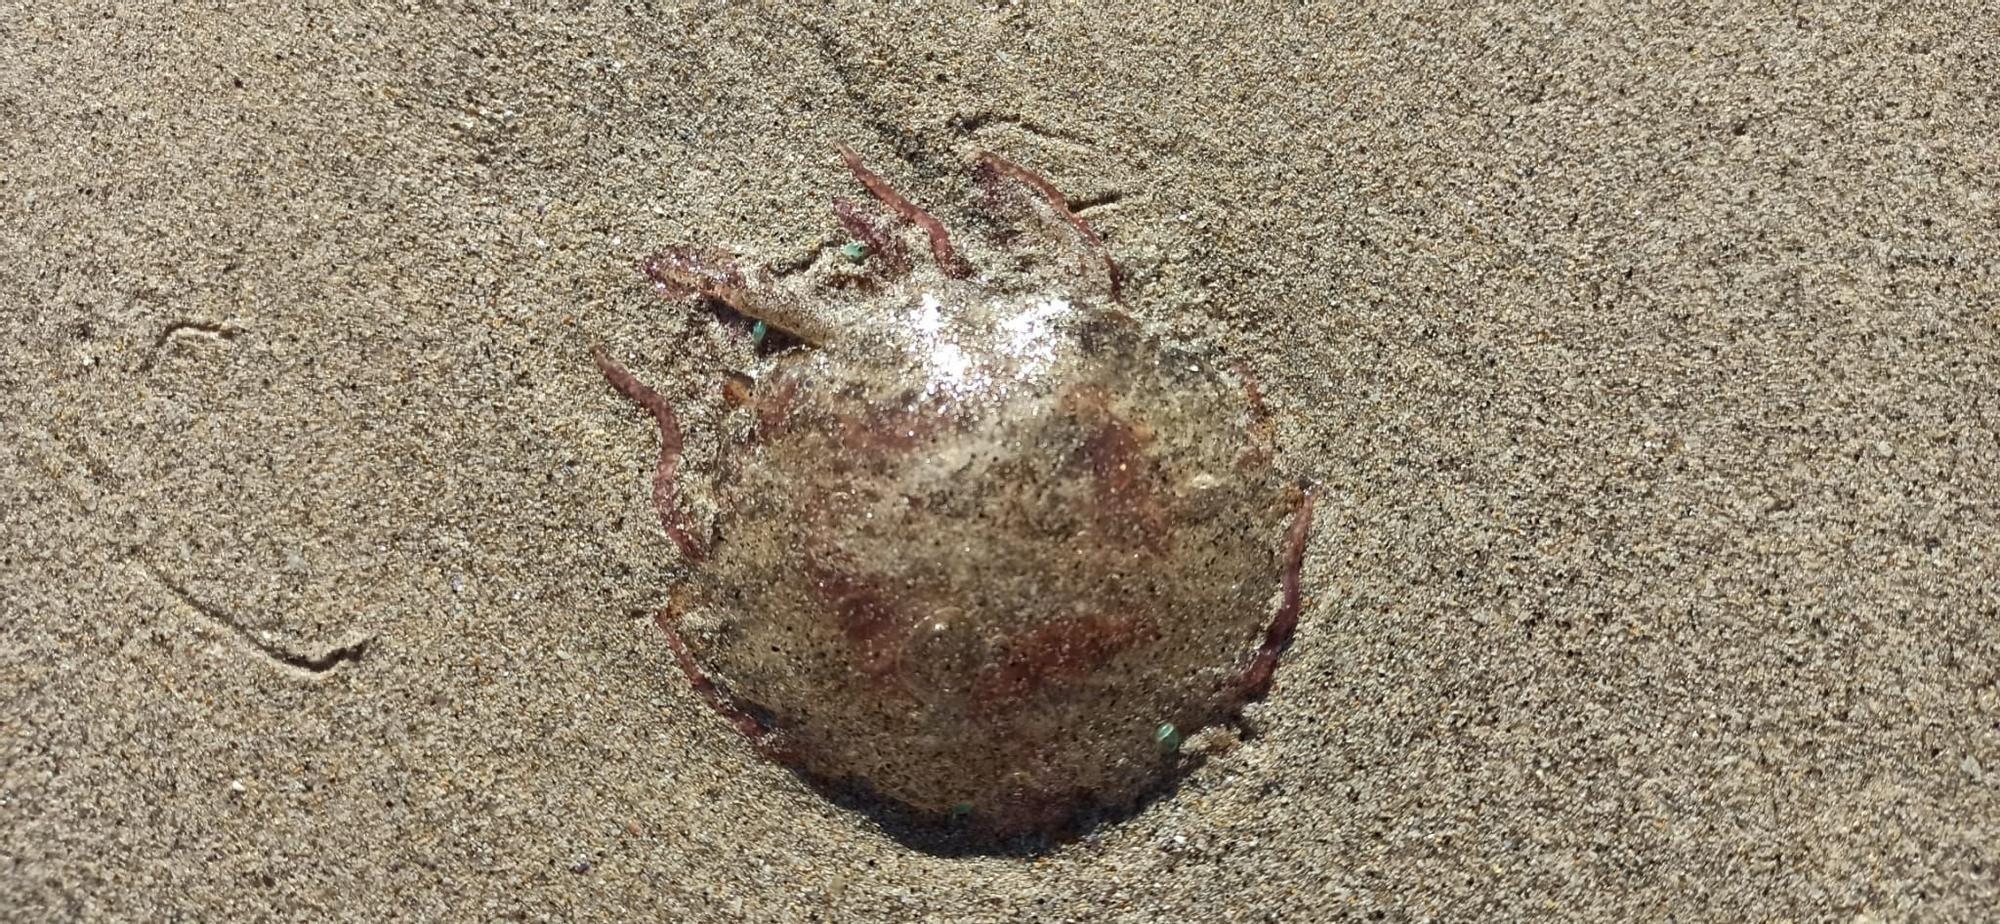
<box><xmin>5</xmin><ymin>1</ymin><xmax>1999</xmax><ymax>920</ymax></box>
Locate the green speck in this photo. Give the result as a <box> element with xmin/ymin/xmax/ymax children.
<box><xmin>840</xmin><ymin>241</ymin><xmax>868</xmax><ymax>264</ymax></box>
<box><xmin>751</xmin><ymin>320</ymin><xmax>768</xmax><ymax>348</ymax></box>
<box><xmin>949</xmin><ymin>802</ymin><xmax>973</xmax><ymax>819</ymax></box>
<box><xmin>1154</xmin><ymin>723</ymin><xmax>1182</xmax><ymax>754</ymax></box>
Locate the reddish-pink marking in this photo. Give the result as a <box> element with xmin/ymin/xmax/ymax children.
<box><xmin>641</xmin><ymin>245</ymin><xmax>752</xmax><ymax>307</ymax></box>
<box><xmin>752</xmin><ymin>373</ymin><xmax>801</xmax><ymax>439</ymax></box>
<box><xmin>804</xmin><ymin>557</ymin><xmax>913</xmax><ymax>681</ymax></box>
<box><xmin>1065</xmin><ymin>385</ymin><xmax>1169</xmax><ymax>551</ymax></box>
<box><xmin>832</xmin><ymin>400</ymin><xmax>955</xmax><ymax>458</ymax></box>
<box><xmin>1235</xmin><ymin>362</ymin><xmax>1278</xmax><ymax>471</ymax></box>
<box><xmin>972</xmin><ymin>612</ymin><xmax>1144</xmax><ymax>709</ymax></box>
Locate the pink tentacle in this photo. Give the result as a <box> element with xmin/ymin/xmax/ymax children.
<box><xmin>838</xmin><ymin>146</ymin><xmax>970</xmax><ymax>278</ymax></box>
<box><xmin>1238</xmin><ymin>488</ymin><xmax>1317</xmax><ymax>698</ymax></box>
<box><xmin>593</xmin><ymin>346</ymin><xmax>706</xmax><ymax>562</ymax></box>
<box><xmin>657</xmin><ymin>612</ymin><xmax>771</xmax><ymax>742</ymax></box>
<box><xmin>973</xmin><ymin>151</ymin><xmax>1122</xmax><ymax>296</ymax></box>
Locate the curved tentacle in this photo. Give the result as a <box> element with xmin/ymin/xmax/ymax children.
<box><xmin>1236</xmin><ymin>487</ymin><xmax>1317</xmax><ymax>699</ymax></box>
<box><xmin>973</xmin><ymin>151</ymin><xmax>1122</xmax><ymax>296</ymax></box>
<box><xmin>593</xmin><ymin>345</ymin><xmax>707</xmax><ymax>562</ymax></box>
<box><xmin>654</xmin><ymin>591</ymin><xmax>794</xmax><ymax>759</ymax></box>
<box><xmin>838</xmin><ymin>145</ymin><xmax>970</xmax><ymax>278</ymax></box>
<box><xmin>658</xmin><ymin>613</ymin><xmax>779</xmax><ymax>748</ymax></box>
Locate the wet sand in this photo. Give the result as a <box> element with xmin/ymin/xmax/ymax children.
<box><xmin>4</xmin><ymin>2</ymin><xmax>1998</xmax><ymax>920</ymax></box>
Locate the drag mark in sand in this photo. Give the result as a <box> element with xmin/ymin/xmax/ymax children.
<box><xmin>142</xmin><ymin>562</ymin><xmax>373</xmax><ymax>677</ymax></box>
<box><xmin>138</xmin><ymin>320</ymin><xmax>241</xmax><ymax>371</ymax></box>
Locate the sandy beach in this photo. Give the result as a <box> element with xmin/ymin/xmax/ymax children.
<box><xmin>5</xmin><ymin>1</ymin><xmax>1998</xmax><ymax>920</ymax></box>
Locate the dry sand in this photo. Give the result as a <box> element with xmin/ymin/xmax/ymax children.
<box><xmin>4</xmin><ymin>1</ymin><xmax>1998</xmax><ymax>920</ymax></box>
